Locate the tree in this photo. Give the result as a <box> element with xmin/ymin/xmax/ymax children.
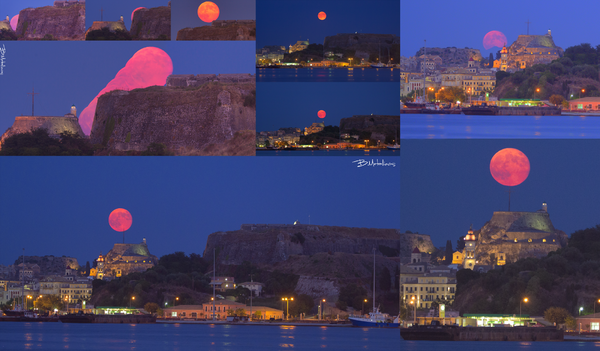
<box><xmin>544</xmin><ymin>307</ymin><xmax>571</xmax><ymax>325</ymax></box>
<box><xmin>85</xmin><ymin>261</ymin><xmax>91</xmax><ymax>274</ymax></box>
<box><xmin>549</xmin><ymin>94</ymin><xmax>565</xmax><ymax>106</ymax></box>
<box><xmin>489</xmin><ymin>53</ymin><xmax>494</xmax><ymax>67</ymax></box>
<box><xmin>565</xmin><ymin>315</ymin><xmax>577</xmax><ymax>331</ymax></box>
<box><xmin>456</xmin><ymin>236</ymin><xmax>466</xmax><ymax>252</ymax></box>
<box><xmin>444</xmin><ymin>240</ymin><xmax>453</xmax><ymax>265</ymax></box>
<box><xmin>37</xmin><ymin>295</ymin><xmax>64</xmax><ymax>312</ymax></box>
<box><xmin>144</xmin><ymin>302</ymin><xmax>159</xmax><ymax>314</ymax></box>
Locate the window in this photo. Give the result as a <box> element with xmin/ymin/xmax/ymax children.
<box><xmin>191</xmin><ymin>312</ymin><xmax>197</xmax><ymax>318</ymax></box>
<box><xmin>180</xmin><ymin>312</ymin><xmax>186</xmax><ymax>317</ymax></box>
<box><xmin>592</xmin><ymin>322</ymin><xmax>599</xmax><ymax>331</ymax></box>
<box><xmin>171</xmin><ymin>312</ymin><xmax>177</xmax><ymax>317</ymax></box>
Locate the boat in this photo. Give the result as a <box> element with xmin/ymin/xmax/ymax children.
<box><xmin>59</xmin><ymin>311</ymin><xmax>95</xmax><ymax>323</ymax></box>
<box><xmin>400</xmin><ymin>320</ymin><xmax>460</xmax><ymax>341</ymax></box>
<box><xmin>387</xmin><ymin>144</ymin><xmax>400</xmax><ymax>150</ymax></box>
<box><xmin>370</xmin><ymin>62</ymin><xmax>386</xmax><ymax>68</ymax></box>
<box><xmin>349</xmin><ymin>249</ymin><xmax>400</xmax><ymax>328</ymax></box>
<box><xmin>461</xmin><ymin>102</ymin><xmax>499</xmax><ymax>115</ymax></box>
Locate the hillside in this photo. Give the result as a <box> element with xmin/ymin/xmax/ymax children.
<box><xmin>414</xmin><ymin>47</ymin><xmax>483</xmax><ymax>65</ymax></box>
<box><xmin>14</xmin><ymin>255</ymin><xmax>80</xmax><ymax>275</ymax></box>
<box><xmin>176</xmin><ymin>22</ymin><xmax>255</xmax><ymax>41</ymax></box>
<box><xmin>453</xmin><ymin>225</ymin><xmax>600</xmax><ymax>317</ymax></box>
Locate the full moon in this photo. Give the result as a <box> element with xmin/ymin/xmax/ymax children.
<box><xmin>318</xmin><ymin>11</ymin><xmax>326</xmax><ymax>20</ymax></box>
<box><xmin>132</xmin><ymin>7</ymin><xmax>146</xmax><ymax>21</ymax></box>
<box><xmin>109</xmin><ymin>208</ymin><xmax>133</xmax><ymax>232</ymax></box>
<box><xmin>490</xmin><ymin>148</ymin><xmax>530</xmax><ymax>187</ymax></box>
<box><xmin>198</xmin><ymin>1</ymin><xmax>220</xmax><ymax>23</ymax></box>
<box><xmin>483</xmin><ymin>30</ymin><xmax>508</xmax><ymax>50</ymax></box>
<box><xmin>318</xmin><ymin>110</ymin><xmax>326</xmax><ymax>118</ymax></box>
<box><xmin>10</xmin><ymin>15</ymin><xmax>19</xmax><ymax>31</ymax></box>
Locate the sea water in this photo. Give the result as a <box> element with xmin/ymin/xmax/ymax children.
<box><xmin>400</xmin><ymin>114</ymin><xmax>600</xmax><ymax>139</ymax></box>
<box><xmin>256</xmin><ymin>67</ymin><xmax>400</xmax><ymax>82</ymax></box>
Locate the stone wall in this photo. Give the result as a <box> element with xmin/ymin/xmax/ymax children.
<box><xmin>131</xmin><ymin>5</ymin><xmax>170</xmax><ymax>40</ymax></box>
<box><xmin>89</xmin><ymin>81</ymin><xmax>256</xmax><ymax>155</ymax></box>
<box><xmin>166</xmin><ymin>74</ymin><xmax>254</xmax><ymax>87</ymax></box>
<box><xmin>399</xmin><ymin>233</ymin><xmax>437</xmax><ymax>258</ymax></box>
<box><xmin>203</xmin><ymin>224</ymin><xmax>401</xmax><ymax>265</ymax></box>
<box><xmin>324</xmin><ymin>33</ymin><xmax>399</xmax><ymax>52</ymax></box>
<box><xmin>0</xmin><ymin>116</ymin><xmax>85</xmax><ymax>149</ymax></box>
<box><xmin>16</xmin><ymin>4</ymin><xmax>85</xmax><ymax>40</ymax></box>
<box><xmin>497</xmin><ymin>107</ymin><xmax>561</xmax><ymax>116</ymax></box>
<box><xmin>212</xmin><ymin>20</ymin><xmax>255</xmax><ymax>27</ymax></box>
<box><xmin>414</xmin><ymin>47</ymin><xmax>483</xmax><ymax>65</ymax></box>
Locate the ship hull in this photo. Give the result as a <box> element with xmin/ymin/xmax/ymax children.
<box><xmin>349</xmin><ymin>318</ymin><xmax>399</xmax><ymax>328</ymax></box>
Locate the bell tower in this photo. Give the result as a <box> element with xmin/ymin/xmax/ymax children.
<box><xmin>500</xmin><ymin>44</ymin><xmax>508</xmax><ymax>72</ymax></box>
<box><xmin>96</xmin><ymin>253</ymin><xmax>105</xmax><ymax>280</ymax></box>
<box><xmin>463</xmin><ymin>225</ymin><xmax>477</xmax><ymax>269</ymax></box>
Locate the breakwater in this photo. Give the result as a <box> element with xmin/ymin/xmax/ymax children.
<box><xmin>498</xmin><ymin>107</ymin><xmax>561</xmax><ymax>116</ymax></box>
<box><xmin>401</xmin><ymin>326</ymin><xmax>564</xmax><ymax>341</ymax></box>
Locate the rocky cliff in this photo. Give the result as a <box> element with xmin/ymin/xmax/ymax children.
<box><xmin>131</xmin><ymin>5</ymin><xmax>171</xmax><ymax>40</ymax></box>
<box><xmin>176</xmin><ymin>21</ymin><xmax>256</xmax><ymax>40</ymax></box>
<box><xmin>15</xmin><ymin>255</ymin><xmax>80</xmax><ymax>275</ymax></box>
<box><xmin>399</xmin><ymin>233</ymin><xmax>437</xmax><ymax>258</ymax></box>
<box><xmin>89</xmin><ymin>76</ymin><xmax>255</xmax><ymax>155</ymax></box>
<box><xmin>16</xmin><ymin>4</ymin><xmax>85</xmax><ymax>40</ymax></box>
<box><xmin>203</xmin><ymin>224</ymin><xmax>401</xmax><ymax>266</ymax></box>
<box><xmin>339</xmin><ymin>115</ymin><xmax>399</xmax><ymax>142</ymax></box>
<box><xmin>1</xmin><ymin>116</ymin><xmax>85</xmax><ymax>148</ymax></box>
<box><xmin>473</xmin><ymin>210</ymin><xmax>568</xmax><ymax>264</ymax></box>
<box><xmin>414</xmin><ymin>47</ymin><xmax>483</xmax><ymax>65</ymax></box>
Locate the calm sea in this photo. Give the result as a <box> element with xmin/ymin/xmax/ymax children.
<box><xmin>256</xmin><ymin>67</ymin><xmax>400</xmax><ymax>82</ymax></box>
<box><xmin>401</xmin><ymin>114</ymin><xmax>600</xmax><ymax>139</ymax></box>
<box><xmin>257</xmin><ymin>149</ymin><xmax>400</xmax><ymax>157</ymax></box>
<box><xmin>0</xmin><ymin>322</ymin><xmax>399</xmax><ymax>351</ymax></box>
<box><xmin>400</xmin><ymin>340</ymin><xmax>600</xmax><ymax>350</ymax></box>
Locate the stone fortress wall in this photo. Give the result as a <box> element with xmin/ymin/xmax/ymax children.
<box><xmin>212</xmin><ymin>20</ymin><xmax>255</xmax><ymax>27</ymax></box>
<box><xmin>166</xmin><ymin>74</ymin><xmax>255</xmax><ymax>87</ymax></box>
<box><xmin>54</xmin><ymin>0</ymin><xmax>85</xmax><ymax>7</ymax></box>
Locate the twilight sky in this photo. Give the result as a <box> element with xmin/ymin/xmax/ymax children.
<box><xmin>256</xmin><ymin>82</ymin><xmax>400</xmax><ymax>131</ymax></box>
<box><xmin>257</xmin><ymin>0</ymin><xmax>400</xmax><ymax>49</ymax></box>
<box><xmin>171</xmin><ymin>0</ymin><xmax>256</xmax><ymax>36</ymax></box>
<box><xmin>85</xmin><ymin>0</ymin><xmax>170</xmax><ymax>33</ymax></box>
<box><xmin>401</xmin><ymin>140</ymin><xmax>600</xmax><ymax>250</ymax></box>
<box><xmin>0</xmin><ymin>41</ymin><xmax>254</xmax><ymax>135</ymax></box>
<box><xmin>400</xmin><ymin>0</ymin><xmax>600</xmax><ymax>57</ymax></box>
<box><xmin>0</xmin><ymin>157</ymin><xmax>400</xmax><ymax>266</ymax></box>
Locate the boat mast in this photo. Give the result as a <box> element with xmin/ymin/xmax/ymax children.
<box><xmin>423</xmin><ymin>40</ymin><xmax>426</xmax><ymax>103</ymax></box>
<box><xmin>21</xmin><ymin>248</ymin><xmax>25</xmax><ymax>311</ymax></box>
<box><xmin>372</xmin><ymin>248</ymin><xmax>376</xmax><ymax>313</ymax></box>
<box><xmin>212</xmin><ymin>248</ymin><xmax>216</xmax><ymax>320</ymax></box>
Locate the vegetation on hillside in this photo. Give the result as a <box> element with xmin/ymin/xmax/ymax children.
<box><xmin>452</xmin><ymin>225</ymin><xmax>600</xmax><ymax>316</ymax></box>
<box><xmin>86</xmin><ymin>28</ymin><xmax>132</xmax><ymax>40</ymax></box>
<box><xmin>494</xmin><ymin>43</ymin><xmax>600</xmax><ymax>100</ymax></box>
<box><xmin>0</xmin><ymin>129</ymin><xmax>94</xmax><ymax>156</ymax></box>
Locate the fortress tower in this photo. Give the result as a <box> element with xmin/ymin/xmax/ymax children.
<box><xmin>463</xmin><ymin>225</ymin><xmax>477</xmax><ymax>269</ymax></box>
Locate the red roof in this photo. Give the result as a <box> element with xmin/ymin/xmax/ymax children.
<box><xmin>412</xmin><ymin>247</ymin><xmax>420</xmax><ymax>253</ymax></box>
<box><xmin>469</xmin><ymin>57</ymin><xmax>474</xmax><ymax>61</ymax></box>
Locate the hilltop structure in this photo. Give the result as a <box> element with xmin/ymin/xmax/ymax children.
<box><xmin>176</xmin><ymin>19</ymin><xmax>255</xmax><ymax>40</ymax></box>
<box><xmin>453</xmin><ymin>202</ymin><xmax>568</xmax><ymax>269</ymax></box>
<box><xmin>499</xmin><ymin>30</ymin><xmax>563</xmax><ymax>72</ymax></box>
<box><xmin>0</xmin><ymin>104</ymin><xmax>85</xmax><ymax>149</ymax></box>
<box><xmin>90</xmin><ymin>239</ymin><xmax>158</xmax><ymax>279</ymax></box>
<box><xmin>130</xmin><ymin>3</ymin><xmax>171</xmax><ymax>40</ymax></box>
<box><xmin>85</xmin><ymin>15</ymin><xmax>128</xmax><ymax>38</ymax></box>
<box><xmin>15</xmin><ymin>2</ymin><xmax>85</xmax><ymax>40</ymax></box>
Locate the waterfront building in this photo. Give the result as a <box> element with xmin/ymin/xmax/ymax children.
<box><xmin>163</xmin><ymin>303</ymin><xmax>284</xmax><ymax>320</ymax></box>
<box><xmin>568</xmin><ymin>97</ymin><xmax>600</xmax><ymax>111</ymax></box>
<box><xmin>402</xmin><ymin>272</ymin><xmax>457</xmax><ymax>309</ymax></box>
<box><xmin>289</xmin><ymin>40</ymin><xmax>309</xmax><ymax>53</ymax></box>
<box><xmin>576</xmin><ymin>312</ymin><xmax>600</xmax><ymax>332</ymax></box>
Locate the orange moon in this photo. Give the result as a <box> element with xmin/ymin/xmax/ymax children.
<box><xmin>109</xmin><ymin>208</ymin><xmax>132</xmax><ymax>232</ymax></box>
<box><xmin>318</xmin><ymin>110</ymin><xmax>326</xmax><ymax>118</ymax></box>
<box><xmin>318</xmin><ymin>11</ymin><xmax>326</xmax><ymax>20</ymax></box>
<box><xmin>198</xmin><ymin>1</ymin><xmax>220</xmax><ymax>23</ymax></box>
<box><xmin>490</xmin><ymin>148</ymin><xmax>530</xmax><ymax>186</ymax></box>
<box><xmin>132</xmin><ymin>7</ymin><xmax>146</xmax><ymax>21</ymax></box>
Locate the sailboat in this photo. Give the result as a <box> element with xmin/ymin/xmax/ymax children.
<box><xmin>370</xmin><ymin>42</ymin><xmax>386</xmax><ymax>68</ymax></box>
<box><xmin>387</xmin><ymin>126</ymin><xmax>400</xmax><ymax>150</ymax></box>
<box><xmin>349</xmin><ymin>250</ymin><xmax>400</xmax><ymax>328</ymax></box>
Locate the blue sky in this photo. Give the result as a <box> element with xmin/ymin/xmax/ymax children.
<box><xmin>0</xmin><ymin>41</ymin><xmax>254</xmax><ymax>134</ymax></box>
<box><xmin>401</xmin><ymin>0</ymin><xmax>600</xmax><ymax>57</ymax></box>
<box><xmin>401</xmin><ymin>140</ymin><xmax>600</xmax><ymax>249</ymax></box>
<box><xmin>0</xmin><ymin>157</ymin><xmax>400</xmax><ymax>265</ymax></box>
<box><xmin>257</xmin><ymin>0</ymin><xmax>399</xmax><ymax>49</ymax></box>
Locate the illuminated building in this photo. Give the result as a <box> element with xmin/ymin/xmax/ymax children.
<box><xmin>289</xmin><ymin>40</ymin><xmax>309</xmax><ymax>53</ymax></box>
<box><xmin>304</xmin><ymin>122</ymin><xmax>324</xmax><ymax>135</ymax></box>
<box><xmin>163</xmin><ymin>303</ymin><xmax>283</xmax><ymax>320</ymax></box>
<box><xmin>209</xmin><ymin>276</ymin><xmax>236</xmax><ymax>292</ymax></box>
<box><xmin>463</xmin><ymin>225</ymin><xmax>477</xmax><ymax>269</ymax></box>
<box><xmin>402</xmin><ymin>272</ymin><xmax>457</xmax><ymax>309</ymax></box>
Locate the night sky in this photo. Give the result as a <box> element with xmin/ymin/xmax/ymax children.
<box><xmin>257</xmin><ymin>0</ymin><xmax>400</xmax><ymax>49</ymax></box>
<box><xmin>85</xmin><ymin>0</ymin><xmax>170</xmax><ymax>33</ymax></box>
<box><xmin>0</xmin><ymin>157</ymin><xmax>400</xmax><ymax>266</ymax></box>
<box><xmin>171</xmin><ymin>0</ymin><xmax>256</xmax><ymax>36</ymax></box>
<box><xmin>400</xmin><ymin>140</ymin><xmax>600</xmax><ymax>250</ymax></box>
<box><xmin>0</xmin><ymin>41</ymin><xmax>254</xmax><ymax>134</ymax></box>
<box><xmin>256</xmin><ymin>82</ymin><xmax>400</xmax><ymax>132</ymax></box>
<box><xmin>400</xmin><ymin>0</ymin><xmax>600</xmax><ymax>57</ymax></box>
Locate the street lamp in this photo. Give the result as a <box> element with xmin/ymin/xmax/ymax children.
<box><xmin>520</xmin><ymin>297</ymin><xmax>528</xmax><ymax>318</ymax></box>
<box><xmin>281</xmin><ymin>297</ymin><xmax>294</xmax><ymax>320</ymax></box>
<box><xmin>319</xmin><ymin>299</ymin><xmax>326</xmax><ymax>320</ymax></box>
<box><xmin>581</xmin><ymin>89</ymin><xmax>585</xmax><ymax>98</ymax></box>
<box><xmin>362</xmin><ymin>299</ymin><xmax>367</xmax><ymax>315</ymax></box>
<box><xmin>595</xmin><ymin>299</ymin><xmax>600</xmax><ymax>314</ymax></box>
<box><xmin>536</xmin><ymin>88</ymin><xmax>540</xmax><ymax>100</ymax></box>
<box><xmin>130</xmin><ymin>296</ymin><xmax>135</xmax><ymax>308</ymax></box>
<box><xmin>410</xmin><ymin>296</ymin><xmax>416</xmax><ymax>324</ymax></box>
<box><xmin>175</xmin><ymin>297</ymin><xmax>179</xmax><ymax>306</ymax></box>
<box><xmin>26</xmin><ymin>295</ymin><xmax>32</xmax><ymax>310</ymax></box>
<box><xmin>579</xmin><ymin>307</ymin><xmax>584</xmax><ymax>315</ymax></box>
<box><xmin>64</xmin><ymin>296</ymin><xmax>69</xmax><ymax>314</ymax></box>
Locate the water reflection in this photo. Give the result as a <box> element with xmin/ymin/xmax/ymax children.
<box><xmin>402</xmin><ymin>114</ymin><xmax>600</xmax><ymax>139</ymax></box>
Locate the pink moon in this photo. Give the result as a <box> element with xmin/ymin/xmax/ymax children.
<box><xmin>109</xmin><ymin>208</ymin><xmax>133</xmax><ymax>232</ymax></box>
<box><xmin>132</xmin><ymin>7</ymin><xmax>146</xmax><ymax>21</ymax></box>
<box><xmin>490</xmin><ymin>148</ymin><xmax>530</xmax><ymax>187</ymax></box>
<box><xmin>318</xmin><ymin>110</ymin><xmax>326</xmax><ymax>118</ymax></box>
<box><xmin>483</xmin><ymin>30</ymin><xmax>507</xmax><ymax>50</ymax></box>
<box><xmin>10</xmin><ymin>15</ymin><xmax>19</xmax><ymax>31</ymax></box>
